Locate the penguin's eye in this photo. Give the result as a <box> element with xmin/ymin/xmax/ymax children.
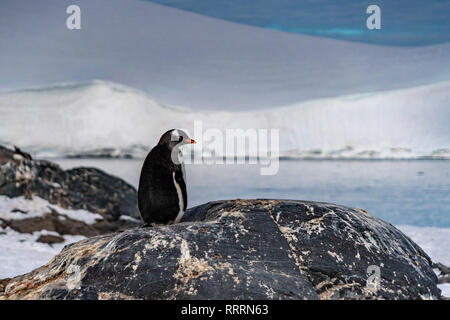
<box><xmin>178</xmin><ymin>136</ymin><xmax>183</xmax><ymax>142</ymax></box>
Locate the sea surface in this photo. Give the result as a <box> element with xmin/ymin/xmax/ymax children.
<box><xmin>146</xmin><ymin>0</ymin><xmax>450</xmax><ymax>46</ymax></box>
<box><xmin>54</xmin><ymin>158</ymin><xmax>450</xmax><ymax>228</ymax></box>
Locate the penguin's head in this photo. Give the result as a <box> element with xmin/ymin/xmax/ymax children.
<box><xmin>158</xmin><ymin>129</ymin><xmax>196</xmax><ymax>150</ymax></box>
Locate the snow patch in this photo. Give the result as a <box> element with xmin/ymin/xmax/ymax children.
<box><xmin>397</xmin><ymin>225</ymin><xmax>450</xmax><ymax>265</ymax></box>
<box><xmin>0</xmin><ymin>195</ymin><xmax>103</xmax><ymax>224</ymax></box>
<box><xmin>397</xmin><ymin>225</ymin><xmax>450</xmax><ymax>298</ymax></box>
<box><xmin>0</xmin><ymin>227</ymin><xmax>85</xmax><ymax>279</ymax></box>
<box><xmin>119</xmin><ymin>215</ymin><xmax>141</xmax><ymax>223</ymax></box>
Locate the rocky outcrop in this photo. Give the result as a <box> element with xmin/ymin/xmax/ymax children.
<box><xmin>434</xmin><ymin>263</ymin><xmax>450</xmax><ymax>287</ymax></box>
<box><xmin>0</xmin><ymin>199</ymin><xmax>440</xmax><ymax>300</ymax></box>
<box><xmin>0</xmin><ymin>145</ymin><xmax>141</xmax><ymax>237</ymax></box>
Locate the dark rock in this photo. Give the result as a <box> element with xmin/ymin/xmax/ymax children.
<box><xmin>438</xmin><ymin>276</ymin><xmax>450</xmax><ymax>284</ymax></box>
<box><xmin>0</xmin><ymin>278</ymin><xmax>11</xmax><ymax>293</ymax></box>
<box><xmin>13</xmin><ymin>146</ymin><xmax>32</xmax><ymax>160</ymax></box>
<box><xmin>1</xmin><ymin>209</ymin><xmax>98</xmax><ymax>237</ymax></box>
<box><xmin>0</xmin><ymin>145</ymin><xmax>141</xmax><ymax>236</ymax></box>
<box><xmin>11</xmin><ymin>208</ymin><xmax>28</xmax><ymax>214</ymax></box>
<box><xmin>0</xmin><ymin>204</ymin><xmax>140</xmax><ymax>239</ymax></box>
<box><xmin>0</xmin><ymin>145</ymin><xmax>17</xmax><ymax>165</ymax></box>
<box><xmin>433</xmin><ymin>262</ymin><xmax>450</xmax><ymax>275</ymax></box>
<box><xmin>36</xmin><ymin>234</ymin><xmax>65</xmax><ymax>245</ymax></box>
<box><xmin>0</xmin><ymin>199</ymin><xmax>440</xmax><ymax>300</ymax></box>
<box><xmin>434</xmin><ymin>262</ymin><xmax>450</xmax><ymax>287</ymax></box>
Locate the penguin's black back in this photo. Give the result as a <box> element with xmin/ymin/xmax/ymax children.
<box><xmin>138</xmin><ymin>145</ymin><xmax>186</xmax><ymax>224</ymax></box>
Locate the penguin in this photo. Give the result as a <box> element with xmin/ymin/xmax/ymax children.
<box><xmin>138</xmin><ymin>129</ymin><xmax>195</xmax><ymax>226</ymax></box>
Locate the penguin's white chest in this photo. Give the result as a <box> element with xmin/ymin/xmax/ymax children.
<box><xmin>172</xmin><ymin>172</ymin><xmax>184</xmax><ymax>223</ymax></box>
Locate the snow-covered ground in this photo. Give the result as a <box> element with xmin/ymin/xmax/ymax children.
<box><xmin>0</xmin><ymin>195</ymin><xmax>100</xmax><ymax>278</ymax></box>
<box><xmin>397</xmin><ymin>225</ymin><xmax>450</xmax><ymax>297</ymax></box>
<box><xmin>0</xmin><ymin>195</ymin><xmax>128</xmax><ymax>279</ymax></box>
<box><xmin>0</xmin><ymin>227</ymin><xmax>85</xmax><ymax>280</ymax></box>
<box><xmin>397</xmin><ymin>226</ymin><xmax>450</xmax><ymax>266</ymax></box>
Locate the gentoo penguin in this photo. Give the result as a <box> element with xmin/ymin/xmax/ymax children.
<box><xmin>138</xmin><ymin>129</ymin><xmax>195</xmax><ymax>226</ymax></box>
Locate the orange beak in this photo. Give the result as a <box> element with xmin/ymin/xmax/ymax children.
<box><xmin>186</xmin><ymin>139</ymin><xmax>196</xmax><ymax>144</ymax></box>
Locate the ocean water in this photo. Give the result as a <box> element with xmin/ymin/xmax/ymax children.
<box><xmin>54</xmin><ymin>158</ymin><xmax>450</xmax><ymax>228</ymax></box>
<box><xmin>146</xmin><ymin>0</ymin><xmax>450</xmax><ymax>46</ymax></box>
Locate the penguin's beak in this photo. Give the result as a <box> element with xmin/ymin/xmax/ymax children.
<box><xmin>186</xmin><ymin>139</ymin><xmax>196</xmax><ymax>144</ymax></box>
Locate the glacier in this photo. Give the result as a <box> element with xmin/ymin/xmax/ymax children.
<box><xmin>0</xmin><ymin>0</ymin><xmax>448</xmax><ymax>158</ymax></box>
<box><xmin>0</xmin><ymin>80</ymin><xmax>448</xmax><ymax>159</ymax></box>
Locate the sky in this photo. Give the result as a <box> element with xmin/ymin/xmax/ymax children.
<box><xmin>146</xmin><ymin>0</ymin><xmax>450</xmax><ymax>46</ymax></box>
<box><xmin>1</xmin><ymin>0</ymin><xmax>449</xmax><ymax>111</ymax></box>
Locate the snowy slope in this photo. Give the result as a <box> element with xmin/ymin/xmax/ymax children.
<box><xmin>0</xmin><ymin>80</ymin><xmax>448</xmax><ymax>159</ymax></box>
<box><xmin>0</xmin><ymin>0</ymin><xmax>449</xmax><ymax>110</ymax></box>
<box><xmin>0</xmin><ymin>81</ymin><xmax>183</xmax><ymax>156</ymax></box>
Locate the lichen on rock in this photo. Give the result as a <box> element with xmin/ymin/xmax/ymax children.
<box><xmin>0</xmin><ymin>199</ymin><xmax>441</xmax><ymax>300</ymax></box>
